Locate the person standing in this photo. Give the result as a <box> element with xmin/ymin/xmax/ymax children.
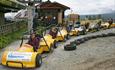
<box><xmin>108</xmin><ymin>18</ymin><xmax>113</xmax><ymax>28</ymax></box>
<box><xmin>33</xmin><ymin>15</ymin><xmax>38</xmax><ymax>31</ymax></box>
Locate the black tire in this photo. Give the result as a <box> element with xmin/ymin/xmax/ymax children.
<box><xmin>104</xmin><ymin>34</ymin><xmax>109</xmax><ymax>37</ymax></box>
<box><xmin>63</xmin><ymin>36</ymin><xmax>67</xmax><ymax>42</ymax></box>
<box><xmin>77</xmin><ymin>39</ymin><xmax>82</xmax><ymax>44</ymax></box>
<box><xmin>99</xmin><ymin>34</ymin><xmax>104</xmax><ymax>37</ymax></box>
<box><xmin>107</xmin><ymin>33</ymin><xmax>115</xmax><ymax>36</ymax></box>
<box><xmin>80</xmin><ymin>31</ymin><xmax>85</xmax><ymax>35</ymax></box>
<box><xmin>84</xmin><ymin>37</ymin><xmax>89</xmax><ymax>41</ymax></box>
<box><xmin>83</xmin><ymin>30</ymin><xmax>87</xmax><ymax>35</ymax></box>
<box><xmin>46</xmin><ymin>44</ymin><xmax>54</xmax><ymax>53</ymax></box>
<box><xmin>50</xmin><ymin>44</ymin><xmax>54</xmax><ymax>53</ymax></box>
<box><xmin>53</xmin><ymin>41</ymin><xmax>58</xmax><ymax>49</ymax></box>
<box><xmin>92</xmin><ymin>35</ymin><xmax>97</xmax><ymax>39</ymax></box>
<box><xmin>87</xmin><ymin>36</ymin><xmax>92</xmax><ymax>40</ymax></box>
<box><xmin>95</xmin><ymin>28</ymin><xmax>99</xmax><ymax>31</ymax></box>
<box><xmin>80</xmin><ymin>38</ymin><xmax>85</xmax><ymax>43</ymax></box>
<box><xmin>36</xmin><ymin>54</ymin><xmax>42</xmax><ymax>67</ymax></box>
<box><xmin>89</xmin><ymin>36</ymin><xmax>95</xmax><ymax>39</ymax></box>
<box><xmin>96</xmin><ymin>34</ymin><xmax>102</xmax><ymax>37</ymax></box>
<box><xmin>64</xmin><ymin>44</ymin><xmax>76</xmax><ymax>51</ymax></box>
<box><xmin>66</xmin><ymin>34</ymin><xmax>71</xmax><ymax>40</ymax></box>
<box><xmin>75</xmin><ymin>40</ymin><xmax>81</xmax><ymax>45</ymax></box>
<box><xmin>101</xmin><ymin>34</ymin><xmax>108</xmax><ymax>37</ymax></box>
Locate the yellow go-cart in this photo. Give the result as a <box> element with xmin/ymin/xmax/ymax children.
<box><xmin>75</xmin><ymin>25</ymin><xmax>87</xmax><ymax>35</ymax></box>
<box><xmin>1</xmin><ymin>44</ymin><xmax>42</xmax><ymax>68</ymax></box>
<box><xmin>110</xmin><ymin>23</ymin><xmax>115</xmax><ymax>28</ymax></box>
<box><xmin>69</xmin><ymin>27</ymin><xmax>79</xmax><ymax>36</ymax></box>
<box><xmin>55</xmin><ymin>27</ymin><xmax>69</xmax><ymax>42</ymax></box>
<box><xmin>101</xmin><ymin>22</ymin><xmax>115</xmax><ymax>29</ymax></box>
<box><xmin>39</xmin><ymin>33</ymin><xmax>56</xmax><ymax>52</ymax></box>
<box><xmin>1</xmin><ymin>31</ymin><xmax>56</xmax><ymax>68</ymax></box>
<box><xmin>101</xmin><ymin>22</ymin><xmax>110</xmax><ymax>29</ymax></box>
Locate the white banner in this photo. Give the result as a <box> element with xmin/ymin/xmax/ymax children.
<box><xmin>7</xmin><ymin>52</ymin><xmax>32</xmax><ymax>62</ymax></box>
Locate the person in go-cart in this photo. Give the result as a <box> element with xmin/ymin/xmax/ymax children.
<box><xmin>108</xmin><ymin>18</ymin><xmax>113</xmax><ymax>28</ymax></box>
<box><xmin>49</xmin><ymin>27</ymin><xmax>58</xmax><ymax>39</ymax></box>
<box><xmin>28</xmin><ymin>33</ymin><xmax>41</xmax><ymax>52</ymax></box>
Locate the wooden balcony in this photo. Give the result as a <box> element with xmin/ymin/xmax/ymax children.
<box><xmin>0</xmin><ymin>0</ymin><xmax>25</xmax><ymax>12</ymax></box>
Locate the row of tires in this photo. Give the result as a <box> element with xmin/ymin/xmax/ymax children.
<box><xmin>64</xmin><ymin>32</ymin><xmax>115</xmax><ymax>51</ymax></box>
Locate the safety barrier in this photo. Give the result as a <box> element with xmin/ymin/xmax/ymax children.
<box><xmin>64</xmin><ymin>32</ymin><xmax>115</xmax><ymax>51</ymax></box>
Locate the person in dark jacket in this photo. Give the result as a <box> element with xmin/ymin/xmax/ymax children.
<box><xmin>28</xmin><ymin>33</ymin><xmax>39</xmax><ymax>52</ymax></box>
<box><xmin>108</xmin><ymin>18</ymin><xmax>113</xmax><ymax>28</ymax></box>
<box><xmin>33</xmin><ymin>15</ymin><xmax>38</xmax><ymax>31</ymax></box>
<box><xmin>49</xmin><ymin>27</ymin><xmax>58</xmax><ymax>39</ymax></box>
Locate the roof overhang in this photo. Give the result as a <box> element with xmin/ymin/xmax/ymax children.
<box><xmin>36</xmin><ymin>1</ymin><xmax>70</xmax><ymax>10</ymax></box>
<box><xmin>0</xmin><ymin>0</ymin><xmax>25</xmax><ymax>12</ymax></box>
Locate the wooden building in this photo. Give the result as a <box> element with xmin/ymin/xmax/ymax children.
<box><xmin>36</xmin><ymin>1</ymin><xmax>70</xmax><ymax>24</ymax></box>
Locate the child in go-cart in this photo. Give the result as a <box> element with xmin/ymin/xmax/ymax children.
<box><xmin>28</xmin><ymin>33</ymin><xmax>40</xmax><ymax>52</ymax></box>
<box><xmin>49</xmin><ymin>27</ymin><xmax>58</xmax><ymax>39</ymax></box>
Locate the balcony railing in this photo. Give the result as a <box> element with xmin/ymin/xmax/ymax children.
<box><xmin>17</xmin><ymin>0</ymin><xmax>42</xmax><ymax>3</ymax></box>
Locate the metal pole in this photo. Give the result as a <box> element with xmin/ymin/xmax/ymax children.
<box><xmin>27</xmin><ymin>2</ymin><xmax>35</xmax><ymax>34</ymax></box>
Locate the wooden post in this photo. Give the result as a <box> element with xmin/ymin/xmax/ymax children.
<box><xmin>0</xmin><ymin>12</ymin><xmax>5</xmax><ymax>25</ymax></box>
<box><xmin>58</xmin><ymin>10</ymin><xmax>63</xmax><ymax>24</ymax></box>
<box><xmin>27</xmin><ymin>2</ymin><xmax>35</xmax><ymax>33</ymax></box>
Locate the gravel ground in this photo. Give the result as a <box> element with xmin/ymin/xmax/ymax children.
<box><xmin>0</xmin><ymin>28</ymin><xmax>115</xmax><ymax>70</ymax></box>
<box><xmin>37</xmin><ymin>37</ymin><xmax>115</xmax><ymax>70</ymax></box>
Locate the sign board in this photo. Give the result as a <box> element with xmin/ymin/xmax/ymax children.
<box><xmin>7</xmin><ymin>52</ymin><xmax>32</xmax><ymax>62</ymax></box>
<box><xmin>68</xmin><ymin>14</ymin><xmax>79</xmax><ymax>22</ymax></box>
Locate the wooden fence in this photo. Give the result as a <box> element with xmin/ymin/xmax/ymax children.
<box><xmin>0</xmin><ymin>21</ymin><xmax>27</xmax><ymax>35</ymax></box>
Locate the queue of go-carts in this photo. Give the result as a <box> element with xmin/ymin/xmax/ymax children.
<box><xmin>1</xmin><ymin>27</ymin><xmax>59</xmax><ymax>68</ymax></box>
<box><xmin>1</xmin><ymin>24</ymin><xmax>78</xmax><ymax>68</ymax></box>
<box><xmin>1</xmin><ymin>20</ymin><xmax>115</xmax><ymax>69</ymax></box>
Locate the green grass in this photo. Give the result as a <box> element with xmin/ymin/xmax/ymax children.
<box><xmin>0</xmin><ymin>29</ymin><xmax>26</xmax><ymax>49</ymax></box>
<box><xmin>0</xmin><ymin>24</ymin><xmax>57</xmax><ymax>49</ymax></box>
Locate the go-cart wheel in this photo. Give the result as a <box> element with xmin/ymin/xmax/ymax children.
<box><xmin>50</xmin><ymin>44</ymin><xmax>54</xmax><ymax>53</ymax></box>
<box><xmin>76</xmin><ymin>39</ymin><xmax>82</xmax><ymax>44</ymax></box>
<box><xmin>80</xmin><ymin>30</ymin><xmax>86</xmax><ymax>35</ymax></box>
<box><xmin>46</xmin><ymin>44</ymin><xmax>54</xmax><ymax>53</ymax></box>
<box><xmin>96</xmin><ymin>34</ymin><xmax>102</xmax><ymax>37</ymax></box>
<box><xmin>93</xmin><ymin>35</ymin><xmax>97</xmax><ymax>37</ymax></box>
<box><xmin>53</xmin><ymin>41</ymin><xmax>58</xmax><ymax>49</ymax></box>
<box><xmin>104</xmin><ymin>34</ymin><xmax>109</xmax><ymax>37</ymax></box>
<box><xmin>63</xmin><ymin>36</ymin><xmax>67</xmax><ymax>42</ymax></box>
<box><xmin>66</xmin><ymin>34</ymin><xmax>71</xmax><ymax>40</ymax></box>
<box><xmin>101</xmin><ymin>34</ymin><xmax>108</xmax><ymax>37</ymax></box>
<box><xmin>84</xmin><ymin>37</ymin><xmax>89</xmax><ymax>41</ymax></box>
<box><xmin>92</xmin><ymin>35</ymin><xmax>98</xmax><ymax>39</ymax></box>
<box><xmin>64</xmin><ymin>44</ymin><xmax>76</xmax><ymax>51</ymax></box>
<box><xmin>87</xmin><ymin>36</ymin><xmax>92</xmax><ymax>40</ymax></box>
<box><xmin>99</xmin><ymin>34</ymin><xmax>104</xmax><ymax>37</ymax></box>
<box><xmin>107</xmin><ymin>33</ymin><xmax>115</xmax><ymax>36</ymax></box>
<box><xmin>75</xmin><ymin>40</ymin><xmax>81</xmax><ymax>45</ymax></box>
<box><xmin>36</xmin><ymin>54</ymin><xmax>42</xmax><ymax>67</ymax></box>
<box><xmin>83</xmin><ymin>30</ymin><xmax>87</xmax><ymax>35</ymax></box>
<box><xmin>80</xmin><ymin>38</ymin><xmax>85</xmax><ymax>43</ymax></box>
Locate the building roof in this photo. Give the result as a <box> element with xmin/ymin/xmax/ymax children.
<box><xmin>17</xmin><ymin>0</ymin><xmax>42</xmax><ymax>3</ymax></box>
<box><xmin>0</xmin><ymin>0</ymin><xmax>25</xmax><ymax>13</ymax></box>
<box><xmin>37</xmin><ymin>1</ymin><xmax>70</xmax><ymax>10</ymax></box>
